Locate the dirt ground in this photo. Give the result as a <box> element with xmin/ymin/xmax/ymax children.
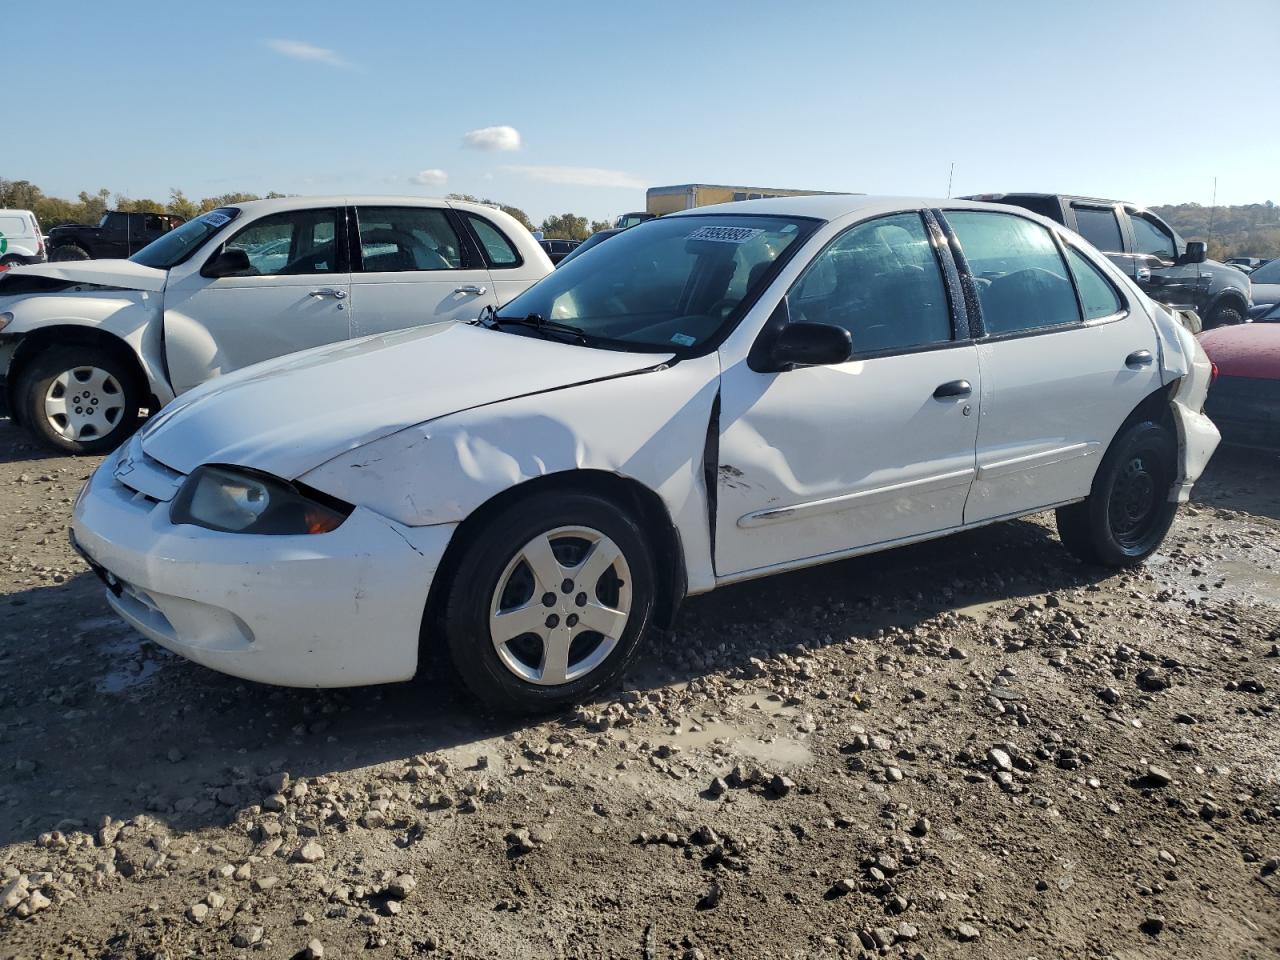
<box><xmin>0</xmin><ymin>416</ymin><xmax>1277</xmax><ymax>960</ymax></box>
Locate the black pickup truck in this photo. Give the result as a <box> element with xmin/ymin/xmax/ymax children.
<box><xmin>47</xmin><ymin>211</ymin><xmax>185</xmax><ymax>262</ymax></box>
<box><xmin>967</xmin><ymin>193</ymin><xmax>1252</xmax><ymax>329</ymax></box>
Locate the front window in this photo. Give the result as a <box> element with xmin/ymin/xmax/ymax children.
<box><xmin>130</xmin><ymin>207</ymin><xmax>241</xmax><ymax>269</ymax></box>
<box><xmin>497</xmin><ymin>214</ymin><xmax>815</xmax><ymax>351</ymax></box>
<box><xmin>222</xmin><ymin>209</ymin><xmax>338</xmax><ymax>276</ymax></box>
<box><xmin>1130</xmin><ymin>214</ymin><xmax>1177</xmax><ymax>260</ymax></box>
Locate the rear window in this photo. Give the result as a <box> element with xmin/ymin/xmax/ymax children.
<box><xmin>1072</xmin><ymin>206</ymin><xmax>1123</xmax><ymax>253</ymax></box>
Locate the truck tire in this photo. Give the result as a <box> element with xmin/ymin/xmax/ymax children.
<box><xmin>16</xmin><ymin>345</ymin><xmax>144</xmax><ymax>455</ymax></box>
<box><xmin>49</xmin><ymin>245</ymin><xmax>91</xmax><ymax>262</ymax></box>
<box><xmin>1205</xmin><ymin>301</ymin><xmax>1245</xmax><ymax>329</ymax></box>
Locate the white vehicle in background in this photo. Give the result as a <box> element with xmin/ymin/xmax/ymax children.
<box><xmin>0</xmin><ymin>209</ymin><xmax>47</xmax><ymax>269</ymax></box>
<box><xmin>70</xmin><ymin>195</ymin><xmax>1220</xmax><ymax>713</ymax></box>
<box><xmin>0</xmin><ymin>196</ymin><xmax>551</xmax><ymax>453</ymax></box>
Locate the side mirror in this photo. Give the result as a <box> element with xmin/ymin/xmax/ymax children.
<box><xmin>202</xmin><ymin>248</ymin><xmax>251</xmax><ymax>278</ymax></box>
<box><xmin>768</xmin><ymin>321</ymin><xmax>853</xmax><ymax>370</ymax></box>
<box><xmin>1181</xmin><ymin>240</ymin><xmax>1207</xmax><ymax>265</ymax></box>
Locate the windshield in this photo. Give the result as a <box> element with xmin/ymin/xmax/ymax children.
<box><xmin>497</xmin><ymin>214</ymin><xmax>815</xmax><ymax>351</ymax></box>
<box><xmin>1249</xmin><ymin>259</ymin><xmax>1280</xmax><ymax>283</ymax></box>
<box><xmin>130</xmin><ymin>207</ymin><xmax>240</xmax><ymax>269</ymax></box>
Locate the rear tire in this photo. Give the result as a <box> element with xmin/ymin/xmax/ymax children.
<box><xmin>1205</xmin><ymin>301</ymin><xmax>1245</xmax><ymax>329</ymax></box>
<box><xmin>1055</xmin><ymin>420</ymin><xmax>1178</xmax><ymax>567</ymax></box>
<box><xmin>441</xmin><ymin>490</ymin><xmax>656</xmax><ymax>713</ymax></box>
<box><xmin>16</xmin><ymin>345</ymin><xmax>144</xmax><ymax>455</ymax></box>
<box><xmin>49</xmin><ymin>245</ymin><xmax>90</xmax><ymax>262</ymax></box>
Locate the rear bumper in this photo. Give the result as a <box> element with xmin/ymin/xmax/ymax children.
<box><xmin>70</xmin><ymin>453</ymin><xmax>457</xmax><ymax>687</ymax></box>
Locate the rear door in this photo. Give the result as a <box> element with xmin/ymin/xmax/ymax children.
<box><xmin>347</xmin><ymin>205</ymin><xmax>497</xmax><ymax>338</ymax></box>
<box><xmin>940</xmin><ymin>209</ymin><xmax>1163</xmax><ymax>523</ymax></box>
<box><xmin>162</xmin><ymin>206</ymin><xmax>351</xmax><ymax>393</ymax></box>
<box><xmin>1069</xmin><ymin>203</ymin><xmax>1136</xmax><ymax>279</ymax></box>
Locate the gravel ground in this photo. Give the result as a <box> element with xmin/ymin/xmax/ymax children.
<box><xmin>0</xmin><ymin>417</ymin><xmax>1277</xmax><ymax>960</ymax></box>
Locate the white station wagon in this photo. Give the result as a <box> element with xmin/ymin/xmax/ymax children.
<box><xmin>70</xmin><ymin>195</ymin><xmax>1220</xmax><ymax>712</ymax></box>
<box><xmin>0</xmin><ymin>196</ymin><xmax>551</xmax><ymax>453</ymax></box>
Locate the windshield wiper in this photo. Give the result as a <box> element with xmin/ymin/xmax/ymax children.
<box><xmin>486</xmin><ymin>312</ymin><xmax>590</xmax><ymax>344</ymax></box>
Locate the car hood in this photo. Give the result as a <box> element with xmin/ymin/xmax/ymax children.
<box><xmin>140</xmin><ymin>322</ymin><xmax>674</xmax><ymax>478</ymax></box>
<box><xmin>3</xmin><ymin>258</ymin><xmax>168</xmax><ymax>292</ymax></box>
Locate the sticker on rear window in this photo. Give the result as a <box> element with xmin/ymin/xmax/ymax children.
<box><xmin>686</xmin><ymin>226</ymin><xmax>764</xmax><ymax>244</ymax></box>
<box><xmin>200</xmin><ymin>212</ymin><xmax>232</xmax><ymax>227</ymax></box>
<box><xmin>670</xmin><ymin>333</ymin><xmax>696</xmax><ymax>346</ymax></box>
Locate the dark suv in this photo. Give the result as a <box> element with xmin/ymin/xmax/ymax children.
<box><xmin>48</xmin><ymin>211</ymin><xmax>185</xmax><ymax>262</ymax></box>
<box><xmin>967</xmin><ymin>194</ymin><xmax>1252</xmax><ymax>329</ymax></box>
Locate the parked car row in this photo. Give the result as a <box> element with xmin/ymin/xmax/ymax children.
<box><xmin>55</xmin><ymin>194</ymin><xmax>1220</xmax><ymax>711</ymax></box>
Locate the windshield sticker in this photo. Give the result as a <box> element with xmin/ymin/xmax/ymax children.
<box><xmin>200</xmin><ymin>212</ymin><xmax>232</xmax><ymax>227</ymax></box>
<box><xmin>686</xmin><ymin>226</ymin><xmax>764</xmax><ymax>244</ymax></box>
<box><xmin>670</xmin><ymin>333</ymin><xmax>697</xmax><ymax>346</ymax></box>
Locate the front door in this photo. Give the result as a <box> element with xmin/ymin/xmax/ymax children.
<box><xmin>347</xmin><ymin>205</ymin><xmax>497</xmax><ymax>338</ymax></box>
<box><xmin>715</xmin><ymin>212</ymin><xmax>981</xmax><ymax>578</ymax></box>
<box><xmin>1126</xmin><ymin>211</ymin><xmax>1203</xmax><ymax>312</ymax></box>
<box><xmin>162</xmin><ymin>206</ymin><xmax>351</xmax><ymax>394</ymax></box>
<box><xmin>940</xmin><ymin>209</ymin><xmax>1164</xmax><ymax>523</ymax></box>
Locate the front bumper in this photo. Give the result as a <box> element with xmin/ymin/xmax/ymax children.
<box><xmin>70</xmin><ymin>452</ymin><xmax>456</xmax><ymax>688</ymax></box>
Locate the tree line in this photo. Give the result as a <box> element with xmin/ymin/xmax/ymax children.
<box><xmin>0</xmin><ymin>179</ymin><xmax>613</xmax><ymax>243</ymax></box>
<box><xmin>4</xmin><ymin>176</ymin><xmax>1275</xmax><ymax>255</ymax></box>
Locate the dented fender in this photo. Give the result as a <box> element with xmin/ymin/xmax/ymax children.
<box><xmin>300</xmin><ymin>353</ymin><xmax>724</xmax><ymax>595</ymax></box>
<box><xmin>1146</xmin><ymin>302</ymin><xmax>1220</xmax><ymax>501</ymax></box>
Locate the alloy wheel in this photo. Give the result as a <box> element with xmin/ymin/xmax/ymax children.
<box><xmin>44</xmin><ymin>366</ymin><xmax>125</xmax><ymax>442</ymax></box>
<box><xmin>489</xmin><ymin>525</ymin><xmax>632</xmax><ymax>686</ymax></box>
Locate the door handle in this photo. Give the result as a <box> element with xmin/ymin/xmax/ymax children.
<box><xmin>933</xmin><ymin>379</ymin><xmax>972</xmax><ymax>399</ymax></box>
<box><xmin>453</xmin><ymin>285</ymin><xmax>487</xmax><ymax>296</ymax></box>
<box><xmin>1136</xmin><ymin>267</ymin><xmax>1152</xmax><ymax>282</ymax></box>
<box><xmin>1125</xmin><ymin>349</ymin><xmax>1154</xmax><ymax>369</ymax></box>
<box><xmin>309</xmin><ymin>288</ymin><xmax>347</xmax><ymax>299</ymax></box>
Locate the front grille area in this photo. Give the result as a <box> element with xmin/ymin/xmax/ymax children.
<box><xmin>113</xmin><ymin>438</ymin><xmax>186</xmax><ymax>503</ymax></box>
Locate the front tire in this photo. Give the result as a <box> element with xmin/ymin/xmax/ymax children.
<box><xmin>442</xmin><ymin>490</ymin><xmax>656</xmax><ymax>713</ymax></box>
<box><xmin>16</xmin><ymin>345</ymin><xmax>144</xmax><ymax>454</ymax></box>
<box><xmin>1055</xmin><ymin>420</ymin><xmax>1178</xmax><ymax>567</ymax></box>
<box><xmin>49</xmin><ymin>245</ymin><xmax>90</xmax><ymax>262</ymax></box>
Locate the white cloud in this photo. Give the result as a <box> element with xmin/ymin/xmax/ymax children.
<box><xmin>266</xmin><ymin>39</ymin><xmax>348</xmax><ymax>67</ymax></box>
<box><xmin>409</xmin><ymin>168</ymin><xmax>448</xmax><ymax>187</ymax></box>
<box><xmin>503</xmin><ymin>165</ymin><xmax>646</xmax><ymax>190</ymax></box>
<box><xmin>463</xmin><ymin>125</ymin><xmax>523</xmax><ymax>152</ymax></box>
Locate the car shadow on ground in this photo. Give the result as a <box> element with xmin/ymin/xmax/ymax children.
<box><xmin>0</xmin><ymin>511</ymin><xmax>1104</xmax><ymax>848</ymax></box>
<box><xmin>0</xmin><ymin>416</ymin><xmax>71</xmax><ymax>466</ymax></box>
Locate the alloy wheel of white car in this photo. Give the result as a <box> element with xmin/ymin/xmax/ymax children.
<box><xmin>44</xmin><ymin>366</ymin><xmax>126</xmax><ymax>442</ymax></box>
<box><xmin>489</xmin><ymin>525</ymin><xmax>632</xmax><ymax>686</ymax></box>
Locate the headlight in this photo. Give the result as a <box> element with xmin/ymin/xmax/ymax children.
<box><xmin>0</xmin><ymin>311</ymin><xmax>13</xmax><ymax>332</ymax></box>
<box><xmin>170</xmin><ymin>465</ymin><xmax>351</xmax><ymax>535</ymax></box>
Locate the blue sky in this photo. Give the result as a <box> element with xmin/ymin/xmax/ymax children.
<box><xmin>11</xmin><ymin>0</ymin><xmax>1278</xmax><ymax>223</ymax></box>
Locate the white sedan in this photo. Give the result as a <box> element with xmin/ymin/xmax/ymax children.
<box><xmin>0</xmin><ymin>196</ymin><xmax>550</xmax><ymax>454</ymax></box>
<box><xmin>70</xmin><ymin>195</ymin><xmax>1220</xmax><ymax>712</ymax></box>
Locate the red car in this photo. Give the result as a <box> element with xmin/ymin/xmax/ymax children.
<box><xmin>1199</xmin><ymin>323</ymin><xmax>1280</xmax><ymax>449</ymax></box>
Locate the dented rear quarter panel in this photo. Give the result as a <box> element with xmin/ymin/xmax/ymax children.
<box><xmin>300</xmin><ymin>353</ymin><xmax>724</xmax><ymax>594</ymax></box>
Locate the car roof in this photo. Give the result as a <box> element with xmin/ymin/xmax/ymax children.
<box><xmin>666</xmin><ymin>194</ymin><xmax>1041</xmax><ymax>221</ymax></box>
<box><xmin>217</xmin><ymin>195</ymin><xmax>499</xmax><ymax>216</ymax></box>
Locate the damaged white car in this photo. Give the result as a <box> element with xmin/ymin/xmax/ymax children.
<box><xmin>70</xmin><ymin>196</ymin><xmax>1220</xmax><ymax>711</ymax></box>
<box><xmin>0</xmin><ymin>196</ymin><xmax>550</xmax><ymax>453</ymax></box>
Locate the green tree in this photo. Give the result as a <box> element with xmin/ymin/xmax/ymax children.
<box><xmin>167</xmin><ymin>189</ymin><xmax>200</xmax><ymax>221</ymax></box>
<box><xmin>590</xmin><ymin>219</ymin><xmax>611</xmax><ymax>235</ymax></box>
<box><xmin>539</xmin><ymin>213</ymin><xmax>590</xmax><ymax>241</ymax></box>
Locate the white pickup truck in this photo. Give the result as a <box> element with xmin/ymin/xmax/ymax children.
<box><xmin>0</xmin><ymin>196</ymin><xmax>551</xmax><ymax>453</ymax></box>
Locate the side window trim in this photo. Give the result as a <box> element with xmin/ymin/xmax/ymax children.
<box><xmin>938</xmin><ymin>208</ymin><xmax>1088</xmax><ymax>343</ymax></box>
<box><xmin>781</xmin><ymin>209</ymin><xmax>963</xmax><ymax>361</ymax></box>
<box><xmin>458</xmin><ymin>211</ymin><xmax>523</xmax><ymax>269</ymax></box>
<box><xmin>1063</xmin><ymin>240</ymin><xmax>1130</xmax><ymax>325</ymax></box>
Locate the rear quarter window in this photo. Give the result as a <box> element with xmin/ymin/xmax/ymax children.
<box><xmin>0</xmin><ymin>216</ymin><xmax>29</xmax><ymax>236</ymax></box>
